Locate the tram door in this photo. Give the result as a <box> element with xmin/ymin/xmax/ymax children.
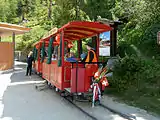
<box><xmin>63</xmin><ymin>41</ymin><xmax>72</xmax><ymax>88</ymax></box>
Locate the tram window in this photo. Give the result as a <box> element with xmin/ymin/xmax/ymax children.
<box><xmin>70</xmin><ymin>41</ymin><xmax>78</xmax><ymax>58</ymax></box>
<box><xmin>52</xmin><ymin>46</ymin><xmax>58</xmax><ymax>60</ymax></box>
<box><xmin>64</xmin><ymin>42</ymin><xmax>68</xmax><ymax>54</ymax></box>
<box><xmin>57</xmin><ymin>45</ymin><xmax>61</xmax><ymax>60</ymax></box>
<box><xmin>45</xmin><ymin>47</ymin><xmax>48</xmax><ymax>57</ymax></box>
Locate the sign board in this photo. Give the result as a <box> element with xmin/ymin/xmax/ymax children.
<box><xmin>100</xmin><ymin>32</ymin><xmax>110</xmax><ymax>56</ymax></box>
<box><xmin>42</xmin><ymin>27</ymin><xmax>58</xmax><ymax>39</ymax></box>
<box><xmin>157</xmin><ymin>31</ymin><xmax>160</xmax><ymax>45</ymax></box>
<box><xmin>99</xmin><ymin>46</ymin><xmax>110</xmax><ymax>56</ymax></box>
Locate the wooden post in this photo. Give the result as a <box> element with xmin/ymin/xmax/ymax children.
<box><xmin>110</xmin><ymin>23</ymin><xmax>118</xmax><ymax>57</ymax></box>
<box><xmin>12</xmin><ymin>32</ymin><xmax>15</xmax><ymax>69</ymax></box>
<box><xmin>77</xmin><ymin>40</ymin><xmax>82</xmax><ymax>58</ymax></box>
<box><xmin>92</xmin><ymin>36</ymin><xmax>97</xmax><ymax>51</ymax></box>
<box><xmin>97</xmin><ymin>34</ymin><xmax>100</xmax><ymax>61</ymax></box>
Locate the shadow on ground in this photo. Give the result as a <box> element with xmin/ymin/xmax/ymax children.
<box><xmin>0</xmin><ymin>62</ymin><xmax>137</xmax><ymax>120</ymax></box>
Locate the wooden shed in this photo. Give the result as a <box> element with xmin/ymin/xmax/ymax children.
<box><xmin>0</xmin><ymin>22</ymin><xmax>30</xmax><ymax>70</ymax></box>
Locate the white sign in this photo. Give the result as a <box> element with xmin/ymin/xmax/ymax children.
<box><xmin>99</xmin><ymin>46</ymin><xmax>110</xmax><ymax>56</ymax></box>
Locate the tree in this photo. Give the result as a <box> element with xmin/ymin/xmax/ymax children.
<box><xmin>80</xmin><ymin>0</ymin><xmax>116</xmax><ymax>21</ymax></box>
<box><xmin>53</xmin><ymin>0</ymin><xmax>89</xmax><ymax>26</ymax></box>
<box><xmin>0</xmin><ymin>0</ymin><xmax>18</xmax><ymax>23</ymax></box>
<box><xmin>17</xmin><ymin>0</ymin><xmax>36</xmax><ymax>21</ymax></box>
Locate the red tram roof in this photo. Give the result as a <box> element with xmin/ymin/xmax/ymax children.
<box><xmin>33</xmin><ymin>39</ymin><xmax>59</xmax><ymax>48</ymax></box>
<box><xmin>58</xmin><ymin>21</ymin><xmax>113</xmax><ymax>41</ymax></box>
<box><xmin>34</xmin><ymin>21</ymin><xmax>113</xmax><ymax>47</ymax></box>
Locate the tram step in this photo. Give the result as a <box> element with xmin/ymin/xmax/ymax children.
<box><xmin>65</xmin><ymin>88</ymin><xmax>71</xmax><ymax>93</ymax></box>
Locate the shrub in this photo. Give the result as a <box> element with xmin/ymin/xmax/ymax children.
<box><xmin>117</xmin><ymin>41</ymin><xmax>138</xmax><ymax>58</ymax></box>
<box><xmin>107</xmin><ymin>55</ymin><xmax>160</xmax><ymax>102</ymax></box>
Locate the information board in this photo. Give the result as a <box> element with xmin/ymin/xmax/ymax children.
<box><xmin>99</xmin><ymin>46</ymin><xmax>110</xmax><ymax>56</ymax></box>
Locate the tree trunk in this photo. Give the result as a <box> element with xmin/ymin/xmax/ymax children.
<box><xmin>22</xmin><ymin>12</ymin><xmax>25</xmax><ymax>21</ymax></box>
<box><xmin>48</xmin><ymin>0</ymin><xmax>52</xmax><ymax>19</ymax></box>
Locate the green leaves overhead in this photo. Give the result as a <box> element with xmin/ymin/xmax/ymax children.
<box><xmin>81</xmin><ymin>0</ymin><xmax>115</xmax><ymax>21</ymax></box>
<box><xmin>1</xmin><ymin>0</ymin><xmax>160</xmax><ymax>59</ymax></box>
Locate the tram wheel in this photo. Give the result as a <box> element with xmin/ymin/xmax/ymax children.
<box><xmin>71</xmin><ymin>94</ymin><xmax>74</xmax><ymax>101</ymax></box>
<box><xmin>88</xmin><ymin>96</ymin><xmax>92</xmax><ymax>102</ymax></box>
<box><xmin>94</xmin><ymin>100</ymin><xmax>100</xmax><ymax>106</ymax></box>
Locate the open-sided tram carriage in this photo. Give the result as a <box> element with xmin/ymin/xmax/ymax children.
<box><xmin>34</xmin><ymin>28</ymin><xmax>58</xmax><ymax>75</ymax></box>
<box><xmin>34</xmin><ymin>41</ymin><xmax>42</xmax><ymax>74</ymax></box>
<box><xmin>34</xmin><ymin>21</ymin><xmax>114</xmax><ymax>102</ymax></box>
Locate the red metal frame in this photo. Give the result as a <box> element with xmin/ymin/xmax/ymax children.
<box><xmin>58</xmin><ymin>21</ymin><xmax>113</xmax><ymax>41</ymax></box>
<box><xmin>34</xmin><ymin>42</ymin><xmax>42</xmax><ymax>74</ymax></box>
<box><xmin>97</xmin><ymin>34</ymin><xmax>100</xmax><ymax>61</ymax></box>
<box><xmin>34</xmin><ymin>21</ymin><xmax>113</xmax><ymax>93</ymax></box>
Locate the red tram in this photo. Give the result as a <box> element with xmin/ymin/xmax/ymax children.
<box><xmin>34</xmin><ymin>21</ymin><xmax>113</xmax><ymax>100</ymax></box>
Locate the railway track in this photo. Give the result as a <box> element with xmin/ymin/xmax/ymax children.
<box><xmin>62</xmin><ymin>94</ymin><xmax>136</xmax><ymax>120</ymax></box>
<box><xmin>64</xmin><ymin>96</ymin><xmax>98</xmax><ymax>120</ymax></box>
<box><xmin>35</xmin><ymin>82</ymin><xmax>136</xmax><ymax>120</ymax></box>
<box><xmin>99</xmin><ymin>103</ymin><xmax>136</xmax><ymax>120</ymax></box>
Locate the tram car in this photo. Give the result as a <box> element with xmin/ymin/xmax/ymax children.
<box><xmin>34</xmin><ymin>41</ymin><xmax>42</xmax><ymax>74</ymax></box>
<box><xmin>33</xmin><ymin>21</ymin><xmax>114</xmax><ymax>101</ymax></box>
<box><xmin>33</xmin><ymin>28</ymin><xmax>58</xmax><ymax>75</ymax></box>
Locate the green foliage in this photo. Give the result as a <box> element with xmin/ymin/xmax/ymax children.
<box><xmin>110</xmin><ymin>55</ymin><xmax>160</xmax><ymax>93</ymax></box>
<box><xmin>80</xmin><ymin>0</ymin><xmax>115</xmax><ymax>20</ymax></box>
<box><xmin>110</xmin><ymin>55</ymin><xmax>145</xmax><ymax>92</ymax></box>
<box><xmin>53</xmin><ymin>0</ymin><xmax>90</xmax><ymax>26</ymax></box>
<box><xmin>107</xmin><ymin>56</ymin><xmax>160</xmax><ymax>114</ymax></box>
<box><xmin>118</xmin><ymin>41</ymin><xmax>138</xmax><ymax>58</ymax></box>
<box><xmin>139</xmin><ymin>24</ymin><xmax>160</xmax><ymax>59</ymax></box>
<box><xmin>1</xmin><ymin>0</ymin><xmax>160</xmax><ymax>114</ymax></box>
<box><xmin>16</xmin><ymin>26</ymin><xmax>47</xmax><ymax>52</ymax></box>
<box><xmin>113</xmin><ymin>0</ymin><xmax>160</xmax><ymax>61</ymax></box>
<box><xmin>0</xmin><ymin>0</ymin><xmax>18</xmax><ymax>22</ymax></box>
<box><xmin>17</xmin><ymin>0</ymin><xmax>36</xmax><ymax>21</ymax></box>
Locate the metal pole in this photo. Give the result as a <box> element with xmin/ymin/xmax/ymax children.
<box><xmin>12</xmin><ymin>32</ymin><xmax>15</xmax><ymax>69</ymax></box>
<box><xmin>77</xmin><ymin>40</ymin><xmax>82</xmax><ymax>58</ymax></box>
<box><xmin>97</xmin><ymin>34</ymin><xmax>100</xmax><ymax>61</ymax></box>
<box><xmin>62</xmin><ymin>31</ymin><xmax>64</xmax><ymax>66</ymax></box>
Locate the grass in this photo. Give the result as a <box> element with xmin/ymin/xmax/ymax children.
<box><xmin>104</xmin><ymin>87</ymin><xmax>160</xmax><ymax>116</ymax></box>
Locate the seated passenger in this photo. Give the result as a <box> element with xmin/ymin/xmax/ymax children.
<box><xmin>66</xmin><ymin>52</ymin><xmax>77</xmax><ymax>62</ymax></box>
<box><xmin>80</xmin><ymin>53</ymin><xmax>87</xmax><ymax>62</ymax></box>
<box><xmin>52</xmin><ymin>54</ymin><xmax>57</xmax><ymax>60</ymax></box>
<box><xmin>85</xmin><ymin>42</ymin><xmax>97</xmax><ymax>63</ymax></box>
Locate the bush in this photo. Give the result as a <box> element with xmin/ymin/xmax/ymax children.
<box><xmin>139</xmin><ymin>24</ymin><xmax>160</xmax><ymax>59</ymax></box>
<box><xmin>117</xmin><ymin>41</ymin><xmax>138</xmax><ymax>58</ymax></box>
<box><xmin>110</xmin><ymin>55</ymin><xmax>145</xmax><ymax>92</ymax></box>
<box><xmin>108</xmin><ymin>55</ymin><xmax>160</xmax><ymax>94</ymax></box>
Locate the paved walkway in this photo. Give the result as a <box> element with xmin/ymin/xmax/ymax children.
<box><xmin>0</xmin><ymin>62</ymin><xmax>91</xmax><ymax>120</ymax></box>
<box><xmin>101</xmin><ymin>96</ymin><xmax>160</xmax><ymax>120</ymax></box>
<box><xmin>0</xmin><ymin>61</ymin><xmax>159</xmax><ymax>120</ymax></box>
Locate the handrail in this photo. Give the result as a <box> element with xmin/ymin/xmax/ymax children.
<box><xmin>71</xmin><ymin>62</ymin><xmax>106</xmax><ymax>68</ymax></box>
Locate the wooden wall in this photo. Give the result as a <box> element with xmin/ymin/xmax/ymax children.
<box><xmin>0</xmin><ymin>42</ymin><xmax>13</xmax><ymax>70</ymax></box>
